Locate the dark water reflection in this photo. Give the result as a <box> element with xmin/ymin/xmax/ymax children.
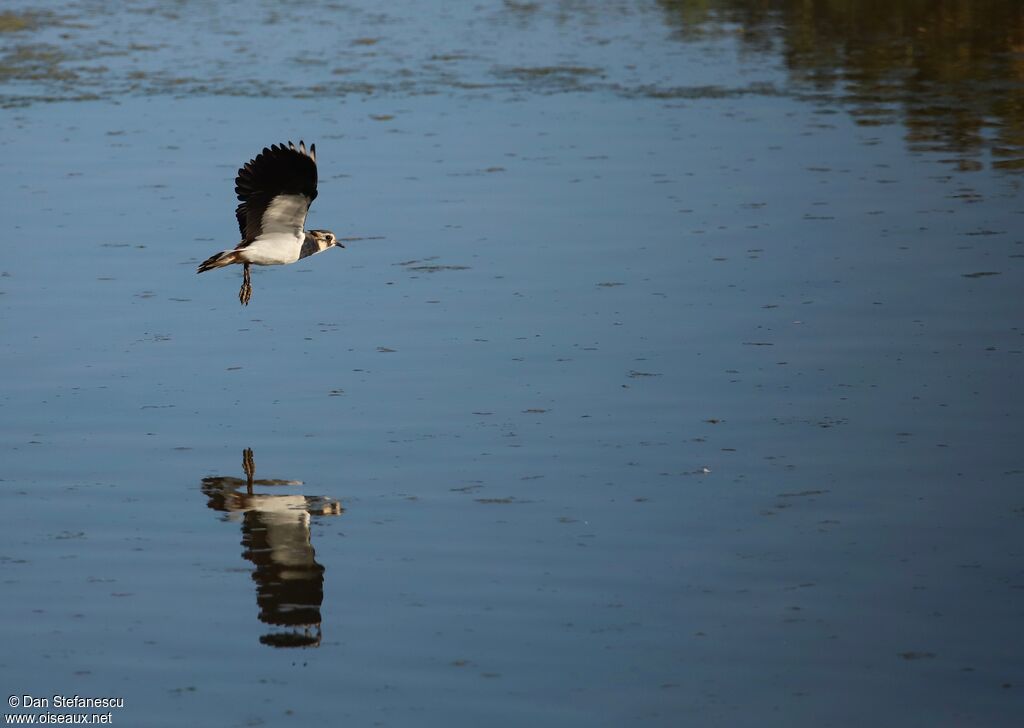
<box><xmin>200</xmin><ymin>449</ymin><xmax>343</xmax><ymax>649</ymax></box>
<box><xmin>5</xmin><ymin>1</ymin><xmax>1023</xmax><ymax>170</ymax></box>
<box><xmin>664</xmin><ymin>0</ymin><xmax>1024</xmax><ymax>170</ymax></box>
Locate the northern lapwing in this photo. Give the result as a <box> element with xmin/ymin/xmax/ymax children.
<box><xmin>197</xmin><ymin>141</ymin><xmax>343</xmax><ymax>305</ymax></box>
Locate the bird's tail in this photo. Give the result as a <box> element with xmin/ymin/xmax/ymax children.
<box><xmin>196</xmin><ymin>249</ymin><xmax>241</xmax><ymax>273</ymax></box>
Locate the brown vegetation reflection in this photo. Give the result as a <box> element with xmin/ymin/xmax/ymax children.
<box><xmin>201</xmin><ymin>448</ymin><xmax>343</xmax><ymax>648</ymax></box>
<box><xmin>660</xmin><ymin>0</ymin><xmax>1024</xmax><ymax>171</ymax></box>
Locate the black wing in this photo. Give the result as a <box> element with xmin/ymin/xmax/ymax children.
<box><xmin>233</xmin><ymin>141</ymin><xmax>318</xmax><ymax>245</ymax></box>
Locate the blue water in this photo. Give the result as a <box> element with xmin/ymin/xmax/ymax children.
<box><xmin>1</xmin><ymin>2</ymin><xmax>1022</xmax><ymax>726</ymax></box>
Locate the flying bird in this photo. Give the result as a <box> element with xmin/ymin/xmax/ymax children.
<box><xmin>197</xmin><ymin>140</ymin><xmax>343</xmax><ymax>305</ymax></box>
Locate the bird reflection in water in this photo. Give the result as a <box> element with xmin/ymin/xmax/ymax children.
<box><xmin>200</xmin><ymin>448</ymin><xmax>343</xmax><ymax>648</ymax></box>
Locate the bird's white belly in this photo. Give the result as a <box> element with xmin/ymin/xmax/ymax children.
<box><xmin>239</xmin><ymin>232</ymin><xmax>304</xmax><ymax>266</ymax></box>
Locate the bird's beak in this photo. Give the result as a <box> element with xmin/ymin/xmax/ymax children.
<box><xmin>336</xmin><ymin>241</ymin><xmax>345</xmax><ymax>248</ymax></box>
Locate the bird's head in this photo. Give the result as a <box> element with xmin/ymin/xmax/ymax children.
<box><xmin>310</xmin><ymin>230</ymin><xmax>344</xmax><ymax>251</ymax></box>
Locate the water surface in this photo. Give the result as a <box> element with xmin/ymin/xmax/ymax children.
<box><xmin>1</xmin><ymin>2</ymin><xmax>1022</xmax><ymax>726</ymax></box>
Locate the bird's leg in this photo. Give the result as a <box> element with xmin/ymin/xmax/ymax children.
<box><xmin>239</xmin><ymin>263</ymin><xmax>252</xmax><ymax>306</ymax></box>
<box><xmin>243</xmin><ymin>447</ymin><xmax>255</xmax><ymax>494</ymax></box>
